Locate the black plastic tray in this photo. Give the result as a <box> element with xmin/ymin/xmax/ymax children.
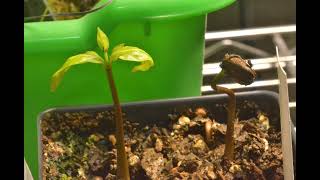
<box><xmin>38</xmin><ymin>90</ymin><xmax>295</xmax><ymax>179</ymax></box>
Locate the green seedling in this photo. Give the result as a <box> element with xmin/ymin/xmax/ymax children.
<box><xmin>51</xmin><ymin>27</ymin><xmax>154</xmax><ymax>180</ymax></box>
<box><xmin>210</xmin><ymin>54</ymin><xmax>256</xmax><ymax>160</ymax></box>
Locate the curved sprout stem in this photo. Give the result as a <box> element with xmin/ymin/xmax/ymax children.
<box><xmin>211</xmin><ymin>69</ymin><xmax>236</xmax><ymax>160</ymax></box>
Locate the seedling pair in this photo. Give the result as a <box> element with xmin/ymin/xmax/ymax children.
<box><xmin>51</xmin><ymin>27</ymin><xmax>256</xmax><ymax>179</ymax></box>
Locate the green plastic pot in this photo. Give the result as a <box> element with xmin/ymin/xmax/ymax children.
<box><xmin>24</xmin><ymin>0</ymin><xmax>235</xmax><ymax>178</ymax></box>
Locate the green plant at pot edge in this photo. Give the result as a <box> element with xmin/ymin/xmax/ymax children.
<box><xmin>209</xmin><ymin>54</ymin><xmax>256</xmax><ymax>160</ymax></box>
<box><xmin>51</xmin><ymin>27</ymin><xmax>154</xmax><ymax>180</ymax></box>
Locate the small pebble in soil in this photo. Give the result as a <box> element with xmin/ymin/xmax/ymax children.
<box><xmin>143</xmin><ymin>125</ymin><xmax>149</xmax><ymax>131</ymax></box>
<box><xmin>155</xmin><ymin>138</ymin><xmax>163</xmax><ymax>152</ymax></box>
<box><xmin>108</xmin><ymin>134</ymin><xmax>116</xmax><ymax>146</ymax></box>
<box><xmin>207</xmin><ymin>169</ymin><xmax>217</xmax><ymax>179</ymax></box>
<box><xmin>178</xmin><ymin>116</ymin><xmax>190</xmax><ymax>126</ymax></box>
<box><xmin>229</xmin><ymin>164</ymin><xmax>242</xmax><ymax>174</ymax></box>
<box><xmin>173</xmin><ymin>124</ymin><xmax>181</xmax><ymax>130</ymax></box>
<box><xmin>258</xmin><ymin>113</ymin><xmax>270</xmax><ymax>130</ymax></box>
<box><xmin>192</xmin><ymin>135</ymin><xmax>208</xmax><ymax>155</ymax></box>
<box><xmin>129</xmin><ymin>154</ymin><xmax>140</xmax><ymax>167</ymax></box>
<box><xmin>195</xmin><ymin>107</ymin><xmax>207</xmax><ymax>117</ymax></box>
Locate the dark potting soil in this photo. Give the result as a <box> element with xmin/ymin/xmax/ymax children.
<box><xmin>40</xmin><ymin>107</ymin><xmax>283</xmax><ymax>180</ymax></box>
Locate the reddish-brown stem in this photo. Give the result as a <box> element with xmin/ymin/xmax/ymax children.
<box><xmin>211</xmin><ymin>84</ymin><xmax>236</xmax><ymax>160</ymax></box>
<box><xmin>105</xmin><ymin>66</ymin><xmax>130</xmax><ymax>180</ymax></box>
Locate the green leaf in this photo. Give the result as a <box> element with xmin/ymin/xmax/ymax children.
<box><xmin>97</xmin><ymin>27</ymin><xmax>109</xmax><ymax>52</ymax></box>
<box><xmin>51</xmin><ymin>51</ymin><xmax>103</xmax><ymax>92</ymax></box>
<box><xmin>110</xmin><ymin>44</ymin><xmax>154</xmax><ymax>72</ymax></box>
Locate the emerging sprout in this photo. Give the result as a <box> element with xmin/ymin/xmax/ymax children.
<box><xmin>51</xmin><ymin>27</ymin><xmax>154</xmax><ymax>180</ymax></box>
<box><xmin>209</xmin><ymin>53</ymin><xmax>256</xmax><ymax>160</ymax></box>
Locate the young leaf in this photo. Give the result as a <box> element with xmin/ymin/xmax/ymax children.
<box><xmin>110</xmin><ymin>44</ymin><xmax>154</xmax><ymax>72</ymax></box>
<box><xmin>51</xmin><ymin>51</ymin><xmax>103</xmax><ymax>92</ymax></box>
<box><xmin>97</xmin><ymin>27</ymin><xmax>109</xmax><ymax>52</ymax></box>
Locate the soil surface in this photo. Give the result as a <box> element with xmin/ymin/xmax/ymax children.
<box><xmin>41</xmin><ymin>107</ymin><xmax>283</xmax><ymax>180</ymax></box>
